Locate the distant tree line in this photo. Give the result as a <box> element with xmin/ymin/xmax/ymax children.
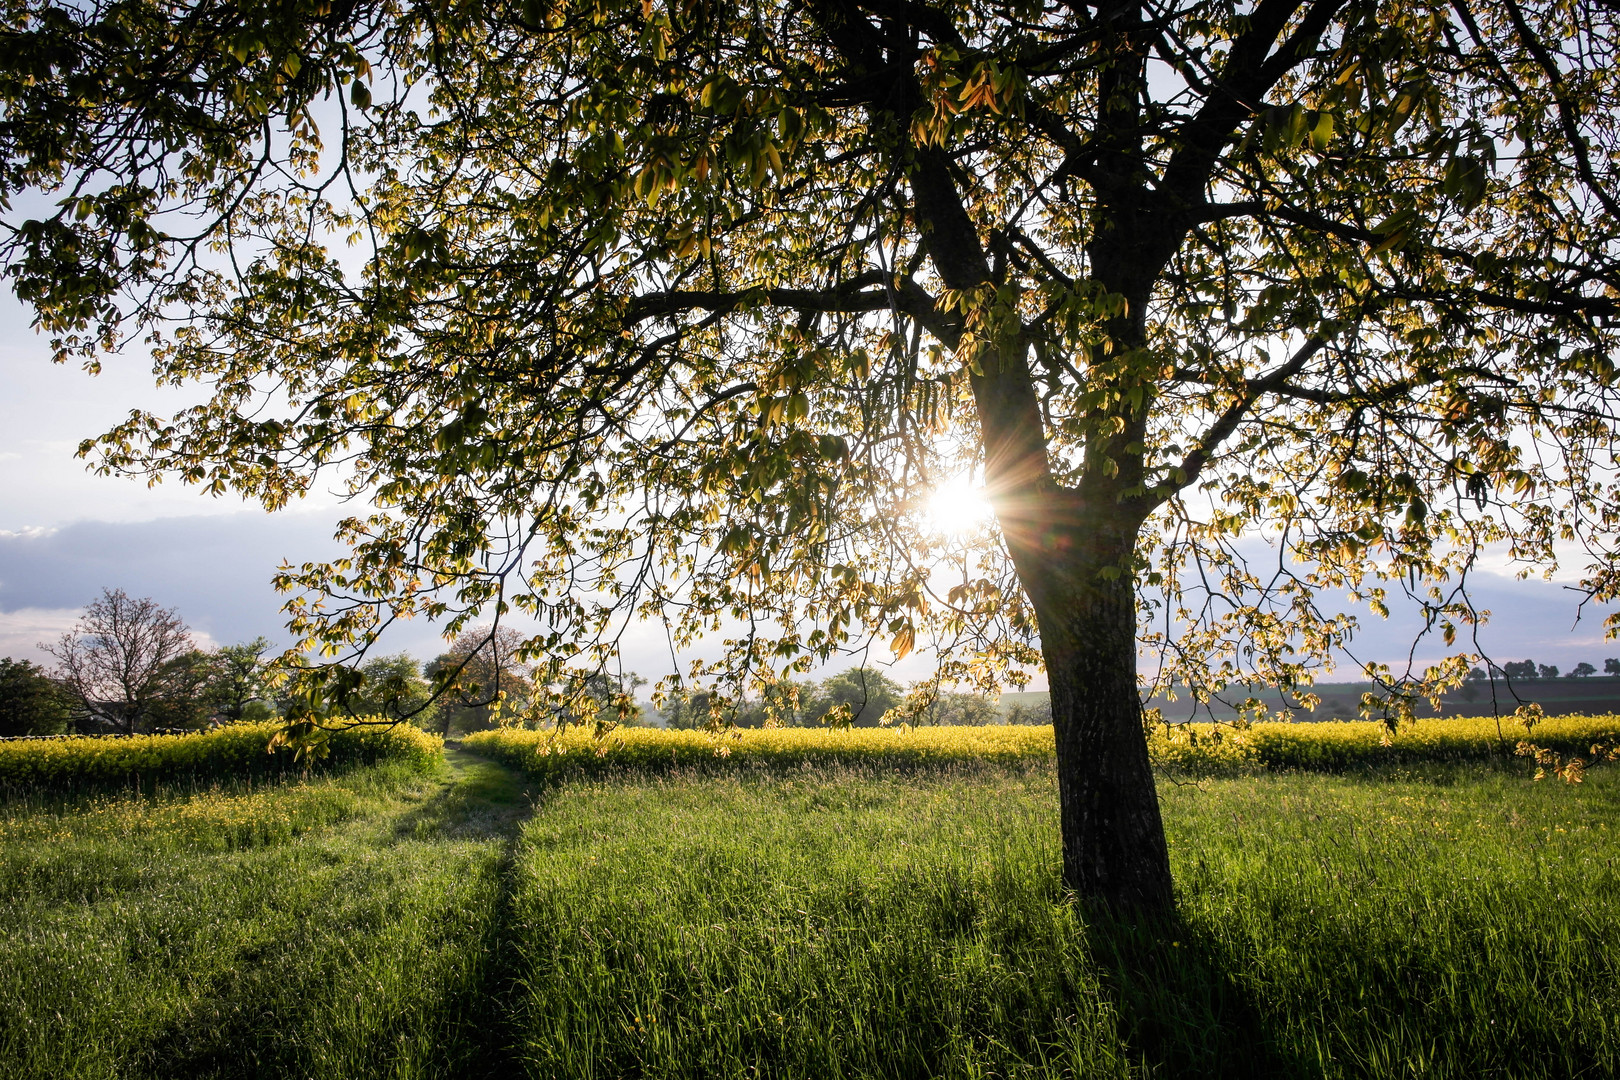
<box><xmin>2</xmin><ymin>589</ymin><xmax>1051</xmax><ymax>738</ymax></box>
<box><xmin>1475</xmin><ymin>660</ymin><xmax>1620</xmax><ymax>681</ymax></box>
<box><xmin>657</xmin><ymin>668</ymin><xmax>1050</xmax><ymax>730</ymax></box>
<box><xmin>0</xmin><ymin>588</ymin><xmax>282</xmax><ymax>737</ymax></box>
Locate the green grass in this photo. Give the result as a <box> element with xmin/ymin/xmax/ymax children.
<box><xmin>500</xmin><ymin>762</ymin><xmax>1620</xmax><ymax>1078</ymax></box>
<box><xmin>0</xmin><ymin>752</ymin><xmax>524</xmax><ymax>1080</ymax></box>
<box><xmin>1</xmin><ymin>752</ymin><xmax>1617</xmax><ymax>1078</ymax></box>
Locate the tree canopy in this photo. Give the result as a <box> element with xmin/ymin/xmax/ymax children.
<box><xmin>5</xmin><ymin>0</ymin><xmax>1620</xmax><ymax>909</ymax></box>
<box><xmin>0</xmin><ymin>657</ymin><xmax>70</xmax><ymax>737</ymax></box>
<box><xmin>45</xmin><ymin>588</ymin><xmax>201</xmax><ymax>733</ymax></box>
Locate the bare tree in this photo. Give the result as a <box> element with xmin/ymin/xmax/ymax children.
<box><xmin>46</xmin><ymin>589</ymin><xmax>198</xmax><ymax>734</ymax></box>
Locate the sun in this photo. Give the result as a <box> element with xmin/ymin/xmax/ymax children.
<box><xmin>924</xmin><ymin>474</ymin><xmax>994</xmax><ymax>537</ymax></box>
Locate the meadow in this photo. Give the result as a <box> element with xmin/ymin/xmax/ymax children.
<box><xmin>0</xmin><ymin>724</ymin><xmax>1616</xmax><ymax>1078</ymax></box>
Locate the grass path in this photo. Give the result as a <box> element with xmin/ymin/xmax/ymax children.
<box><xmin>0</xmin><ymin>748</ymin><xmax>538</xmax><ymax>1080</ymax></box>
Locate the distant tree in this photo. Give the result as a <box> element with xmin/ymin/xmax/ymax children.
<box><xmin>734</xmin><ymin>678</ymin><xmax>811</xmax><ymax>728</ymax></box>
<box><xmin>1502</xmin><ymin>660</ymin><xmax>1538</xmax><ymax>681</ymax></box>
<box><xmin>1468</xmin><ymin>667</ymin><xmax>1487</xmax><ymax>681</ymax></box>
<box><xmin>1538</xmin><ymin>664</ymin><xmax>1559</xmax><ymax>680</ymax></box>
<box><xmin>0</xmin><ymin>657</ymin><xmax>70</xmax><ymax>736</ymax></box>
<box><xmin>204</xmin><ymin>637</ymin><xmax>277</xmax><ymax>723</ymax></box>
<box><xmin>912</xmin><ymin>689</ymin><xmax>1001</xmax><ymax>727</ymax></box>
<box><xmin>146</xmin><ymin>649</ymin><xmax>226</xmax><ymax>730</ymax></box>
<box><xmin>574</xmin><ymin>671</ymin><xmax>650</xmax><ymax>728</ymax></box>
<box><xmin>808</xmin><ymin>668</ymin><xmax>903</xmax><ymax>728</ymax></box>
<box><xmin>1572</xmin><ymin>662</ymin><xmax>1597</xmax><ymax>679</ymax></box>
<box><xmin>427</xmin><ymin>625</ymin><xmax>534</xmax><ymax>734</ymax></box>
<box><xmin>663</xmin><ymin>678</ymin><xmax>835</xmax><ymax>729</ymax></box>
<box><xmin>1607</xmin><ymin>659</ymin><xmax>1620</xmax><ymax>677</ymax></box>
<box><xmin>660</xmin><ymin>688</ymin><xmax>714</xmax><ymax>731</ymax></box>
<box><xmin>1005</xmin><ymin>699</ymin><xmax>1055</xmax><ymax>726</ymax></box>
<box><xmin>343</xmin><ymin>653</ymin><xmax>439</xmax><ymax>729</ymax></box>
<box><xmin>45</xmin><ymin>589</ymin><xmax>199</xmax><ymax>734</ymax></box>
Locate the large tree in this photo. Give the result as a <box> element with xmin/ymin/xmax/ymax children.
<box><xmin>45</xmin><ymin>588</ymin><xmax>200</xmax><ymax>733</ymax></box>
<box><xmin>5</xmin><ymin>0</ymin><xmax>1620</xmax><ymax>911</ymax></box>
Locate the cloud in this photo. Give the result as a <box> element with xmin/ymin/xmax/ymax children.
<box><xmin>0</xmin><ymin>607</ymin><xmax>83</xmax><ymax>664</ymax></box>
<box><xmin>0</xmin><ymin>512</ymin><xmax>343</xmax><ymax>653</ymax></box>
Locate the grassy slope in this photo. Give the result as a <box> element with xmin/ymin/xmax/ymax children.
<box><xmin>2</xmin><ymin>753</ymin><xmax>1617</xmax><ymax>1078</ymax></box>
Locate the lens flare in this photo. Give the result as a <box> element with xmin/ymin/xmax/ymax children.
<box><xmin>924</xmin><ymin>474</ymin><xmax>993</xmax><ymax>536</ymax></box>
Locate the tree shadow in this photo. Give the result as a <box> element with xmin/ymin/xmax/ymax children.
<box><xmin>136</xmin><ymin>748</ymin><xmax>540</xmax><ymax>1080</ymax></box>
<box><xmin>1085</xmin><ymin>908</ymin><xmax>1311</xmax><ymax>1079</ymax></box>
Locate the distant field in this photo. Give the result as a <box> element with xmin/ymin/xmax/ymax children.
<box><xmin>1003</xmin><ymin>678</ymin><xmax>1620</xmax><ymax>723</ymax></box>
<box><xmin>2</xmin><ymin>739</ymin><xmax>1617</xmax><ymax>1078</ymax></box>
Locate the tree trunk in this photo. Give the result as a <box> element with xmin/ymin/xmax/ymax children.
<box><xmin>898</xmin><ymin>116</ymin><xmax>1177</xmax><ymax>916</ymax></box>
<box><xmin>1010</xmin><ymin>512</ymin><xmax>1175</xmax><ymax>916</ymax></box>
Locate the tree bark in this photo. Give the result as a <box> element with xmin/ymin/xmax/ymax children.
<box><xmin>1021</xmin><ymin>523</ymin><xmax>1175</xmax><ymax>915</ymax></box>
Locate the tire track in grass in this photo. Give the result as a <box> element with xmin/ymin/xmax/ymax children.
<box><xmin>432</xmin><ymin>741</ymin><xmax>542</xmax><ymax>1080</ymax></box>
<box><xmin>140</xmin><ymin>744</ymin><xmax>544</xmax><ymax>1080</ymax></box>
<box><xmin>0</xmin><ymin>747</ymin><xmax>541</xmax><ymax>1080</ymax></box>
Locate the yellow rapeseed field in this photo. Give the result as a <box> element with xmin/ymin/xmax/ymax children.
<box><xmin>466</xmin><ymin>713</ymin><xmax>1620</xmax><ymax>780</ymax></box>
<box><xmin>0</xmin><ymin>721</ymin><xmax>441</xmax><ymax>793</ymax></box>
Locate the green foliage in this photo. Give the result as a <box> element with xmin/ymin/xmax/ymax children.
<box><xmin>810</xmin><ymin>666</ymin><xmax>903</xmax><ymax>727</ymax></box>
<box><xmin>340</xmin><ymin>654</ymin><xmax>440</xmax><ymax>730</ymax></box>
<box><xmin>0</xmin><ymin>658</ymin><xmax>69</xmax><ymax>737</ymax></box>
<box><xmin>141</xmin><ymin>649</ymin><xmax>222</xmax><ymax>731</ymax></box>
<box><xmin>1003</xmin><ymin>697</ymin><xmax>1054</xmax><ymax>726</ymax></box>
<box><xmin>202</xmin><ymin>637</ymin><xmax>278</xmax><ymax>723</ymax></box>
<box><xmin>0</xmin><ymin>722</ymin><xmax>442</xmax><ymax>795</ymax></box>
<box><xmin>914</xmin><ymin>690</ymin><xmax>1002</xmax><ymax>726</ymax></box>
<box><xmin>574</xmin><ymin>670</ymin><xmax>649</xmax><ymax>727</ymax></box>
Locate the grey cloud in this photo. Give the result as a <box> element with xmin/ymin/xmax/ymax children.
<box><xmin>0</xmin><ymin>513</ymin><xmax>342</xmax><ymax>648</ymax></box>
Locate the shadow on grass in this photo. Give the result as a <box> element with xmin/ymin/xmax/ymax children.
<box><xmin>439</xmin><ymin>746</ymin><xmax>540</xmax><ymax>1080</ymax></box>
<box><xmin>137</xmin><ymin>747</ymin><xmax>540</xmax><ymax>1080</ymax></box>
<box><xmin>389</xmin><ymin>743</ymin><xmax>537</xmax><ymax>841</ymax></box>
<box><xmin>1085</xmin><ymin>909</ymin><xmax>1309</xmax><ymax>1080</ymax></box>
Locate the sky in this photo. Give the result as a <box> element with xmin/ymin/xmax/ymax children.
<box><xmin>4</xmin><ymin>292</ymin><xmax>1620</xmax><ymax>687</ymax></box>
